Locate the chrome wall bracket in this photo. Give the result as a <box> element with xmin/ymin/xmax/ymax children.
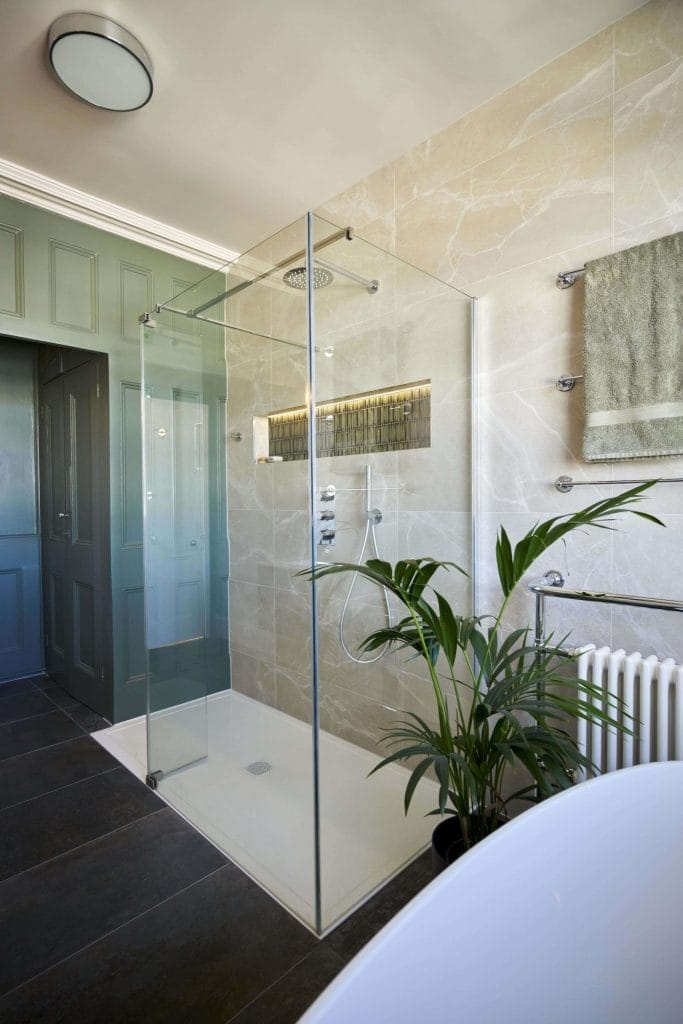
<box><xmin>555</xmin><ymin>268</ymin><xmax>585</xmax><ymax>290</ymax></box>
<box><xmin>138</xmin><ymin>312</ymin><xmax>157</xmax><ymax>327</ymax></box>
<box><xmin>555</xmin><ymin>374</ymin><xmax>584</xmax><ymax>392</ymax></box>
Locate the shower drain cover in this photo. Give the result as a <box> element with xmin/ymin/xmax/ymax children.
<box><xmin>245</xmin><ymin>761</ymin><xmax>272</xmax><ymax>776</ymax></box>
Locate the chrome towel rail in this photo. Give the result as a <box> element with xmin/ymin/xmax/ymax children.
<box><xmin>555</xmin><ymin>475</ymin><xmax>683</xmax><ymax>493</ymax></box>
<box><xmin>529</xmin><ymin>570</ymin><xmax>683</xmax><ymax>649</ymax></box>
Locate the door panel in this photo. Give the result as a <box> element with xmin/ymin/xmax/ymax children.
<box><xmin>0</xmin><ymin>340</ymin><xmax>42</xmax><ymax>682</ymax></box>
<box><xmin>49</xmin><ymin>571</ymin><xmax>65</xmax><ymax>656</ymax></box>
<box><xmin>39</xmin><ymin>373</ymin><xmax>68</xmax><ymax>688</ymax></box>
<box><xmin>63</xmin><ymin>358</ymin><xmax>105</xmax><ymax>709</ymax></box>
<box><xmin>39</xmin><ymin>353</ymin><xmax>110</xmax><ymax>714</ymax></box>
<box><xmin>0</xmin><ymin>539</ymin><xmax>41</xmax><ymax>680</ymax></box>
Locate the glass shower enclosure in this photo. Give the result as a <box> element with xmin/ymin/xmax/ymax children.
<box><xmin>141</xmin><ymin>213</ymin><xmax>474</xmax><ymax>934</ymax></box>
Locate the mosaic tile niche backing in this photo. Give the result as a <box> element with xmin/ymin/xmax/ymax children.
<box><xmin>266</xmin><ymin>380</ymin><xmax>431</xmax><ymax>462</ymax></box>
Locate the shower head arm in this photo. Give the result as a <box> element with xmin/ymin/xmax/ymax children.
<box><xmin>189</xmin><ymin>226</ymin><xmax>353</xmax><ymax>314</ymax></box>
<box><xmin>314</xmin><ymin>257</ymin><xmax>379</xmax><ymax>294</ymax></box>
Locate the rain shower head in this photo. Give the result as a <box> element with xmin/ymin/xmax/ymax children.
<box><xmin>283</xmin><ymin>266</ymin><xmax>334</xmax><ymax>290</ymax></box>
<box><xmin>283</xmin><ymin>258</ymin><xmax>380</xmax><ymax>295</ymax></box>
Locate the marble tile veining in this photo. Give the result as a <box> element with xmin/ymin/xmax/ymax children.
<box><xmin>614</xmin><ymin>59</ymin><xmax>683</xmax><ymax>234</ymax></box>
<box><xmin>394</xmin><ymin>27</ymin><xmax>614</xmax><ymax>206</ymax></box>
<box><xmin>615</xmin><ymin>0</ymin><xmax>683</xmax><ymax>91</ymax></box>
<box><xmin>396</xmin><ymin>98</ymin><xmax>613</xmax><ymax>287</ymax></box>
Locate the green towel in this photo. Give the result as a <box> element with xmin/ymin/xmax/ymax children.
<box><xmin>583</xmin><ymin>231</ymin><xmax>682</xmax><ymax>462</ymax></box>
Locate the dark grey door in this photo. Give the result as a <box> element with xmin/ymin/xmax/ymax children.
<box><xmin>39</xmin><ymin>354</ymin><xmax>111</xmax><ymax>715</ymax></box>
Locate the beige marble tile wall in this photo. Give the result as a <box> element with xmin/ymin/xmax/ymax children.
<box><xmin>317</xmin><ymin>0</ymin><xmax>683</xmax><ymax>663</ymax></box>
<box><xmin>309</xmin><ymin>226</ymin><xmax>472</xmax><ymax>753</ymax></box>
<box><xmin>225</xmin><ymin>218</ymin><xmax>473</xmax><ymax>755</ymax></box>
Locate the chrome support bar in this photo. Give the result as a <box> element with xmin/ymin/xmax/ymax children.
<box><xmin>315</xmin><ymin>256</ymin><xmax>379</xmax><ymax>294</ymax></box>
<box><xmin>189</xmin><ymin>226</ymin><xmax>353</xmax><ymax>313</ymax></box>
<box><xmin>555</xmin><ymin>474</ymin><xmax>683</xmax><ymax>493</ymax></box>
<box><xmin>154</xmin><ymin>303</ymin><xmax>310</xmax><ymax>351</ymax></box>
<box><xmin>556</xmin><ymin>267</ymin><xmax>586</xmax><ymax>289</ymax></box>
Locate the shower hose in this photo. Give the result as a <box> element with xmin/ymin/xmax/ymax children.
<box><xmin>339</xmin><ymin>499</ymin><xmax>393</xmax><ymax>665</ymax></box>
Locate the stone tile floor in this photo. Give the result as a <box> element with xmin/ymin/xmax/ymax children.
<box><xmin>0</xmin><ymin>675</ymin><xmax>433</xmax><ymax>1023</ymax></box>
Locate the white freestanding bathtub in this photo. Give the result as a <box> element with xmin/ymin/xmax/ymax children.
<box><xmin>301</xmin><ymin>763</ymin><xmax>683</xmax><ymax>1024</ymax></box>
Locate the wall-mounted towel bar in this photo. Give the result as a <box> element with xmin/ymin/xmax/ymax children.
<box><xmin>555</xmin><ymin>474</ymin><xmax>683</xmax><ymax>493</ymax></box>
<box><xmin>556</xmin><ymin>374</ymin><xmax>584</xmax><ymax>391</ymax></box>
<box><xmin>556</xmin><ymin>267</ymin><xmax>586</xmax><ymax>289</ymax></box>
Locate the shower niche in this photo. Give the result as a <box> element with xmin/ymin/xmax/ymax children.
<box><xmin>136</xmin><ymin>212</ymin><xmax>474</xmax><ymax>935</ymax></box>
<box><xmin>254</xmin><ymin>379</ymin><xmax>432</xmax><ymax>462</ymax></box>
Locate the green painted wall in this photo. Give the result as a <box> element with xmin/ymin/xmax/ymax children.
<box><xmin>0</xmin><ymin>194</ymin><xmax>225</xmax><ymax>721</ymax></box>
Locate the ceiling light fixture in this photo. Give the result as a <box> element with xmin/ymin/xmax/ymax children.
<box><xmin>47</xmin><ymin>13</ymin><xmax>153</xmax><ymax>111</ymax></box>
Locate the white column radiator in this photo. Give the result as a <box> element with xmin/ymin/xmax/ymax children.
<box><xmin>576</xmin><ymin>646</ymin><xmax>683</xmax><ymax>779</ymax></box>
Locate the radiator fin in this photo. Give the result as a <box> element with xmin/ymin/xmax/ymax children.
<box><xmin>577</xmin><ymin>646</ymin><xmax>683</xmax><ymax>779</ymax></box>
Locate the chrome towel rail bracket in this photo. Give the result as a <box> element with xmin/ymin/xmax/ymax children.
<box><xmin>556</xmin><ymin>267</ymin><xmax>586</xmax><ymax>289</ymax></box>
<box><xmin>556</xmin><ymin>374</ymin><xmax>584</xmax><ymax>392</ymax></box>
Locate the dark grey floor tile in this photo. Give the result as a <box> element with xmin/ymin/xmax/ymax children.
<box><xmin>40</xmin><ymin>685</ymin><xmax>110</xmax><ymax>731</ymax></box>
<box><xmin>0</xmin><ymin>862</ymin><xmax>317</xmax><ymax>1024</ymax></box>
<box><xmin>30</xmin><ymin>676</ymin><xmax>57</xmax><ymax>691</ymax></box>
<box><xmin>39</xmin><ymin>685</ymin><xmax>80</xmax><ymax>711</ymax></box>
<box><xmin>0</xmin><ymin>711</ymin><xmax>84</xmax><ymax>763</ymax></box>
<box><xmin>0</xmin><ymin>735</ymin><xmax>119</xmax><ymax>812</ymax></box>
<box><xmin>60</xmin><ymin>704</ymin><xmax>111</xmax><ymax>733</ymax></box>
<box><xmin>0</xmin><ymin>766</ymin><xmax>162</xmax><ymax>881</ymax></box>
<box><xmin>0</xmin><ymin>680</ymin><xmax>40</xmax><ymax>701</ymax></box>
<box><xmin>0</xmin><ymin>807</ymin><xmax>226</xmax><ymax>996</ymax></box>
<box><xmin>324</xmin><ymin>850</ymin><xmax>434</xmax><ymax>962</ymax></box>
<box><xmin>227</xmin><ymin>945</ymin><xmax>345</xmax><ymax>1024</ymax></box>
<box><xmin>0</xmin><ymin>691</ymin><xmax>57</xmax><ymax>726</ymax></box>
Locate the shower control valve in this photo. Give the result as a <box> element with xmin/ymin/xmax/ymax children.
<box><xmin>321</xmin><ymin>484</ymin><xmax>336</xmax><ymax>501</ymax></box>
<box><xmin>319</xmin><ymin>510</ymin><xmax>335</xmax><ymax>521</ymax></box>
<box><xmin>319</xmin><ymin>528</ymin><xmax>336</xmax><ymax>546</ymax></box>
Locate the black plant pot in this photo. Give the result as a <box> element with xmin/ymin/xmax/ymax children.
<box><xmin>431</xmin><ymin>816</ymin><xmax>465</xmax><ymax>874</ymax></box>
<box><xmin>431</xmin><ymin>814</ymin><xmax>507</xmax><ymax>874</ymax></box>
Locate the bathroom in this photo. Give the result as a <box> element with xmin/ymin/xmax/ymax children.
<box><xmin>0</xmin><ymin>1</ymin><xmax>681</xmax><ymax>1020</ymax></box>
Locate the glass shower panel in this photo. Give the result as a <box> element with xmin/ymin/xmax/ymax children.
<box><xmin>139</xmin><ymin>211</ymin><xmax>474</xmax><ymax>936</ymax></box>
<box><xmin>310</xmin><ymin>214</ymin><xmax>473</xmax><ymax>931</ymax></box>
<box><xmin>142</xmin><ymin>217</ymin><xmax>324</xmax><ymax>930</ymax></box>
<box><xmin>221</xmin><ymin>217</ymin><xmax>320</xmax><ymax>928</ymax></box>
<box><xmin>142</xmin><ymin>291</ymin><xmax>229</xmax><ymax>782</ymax></box>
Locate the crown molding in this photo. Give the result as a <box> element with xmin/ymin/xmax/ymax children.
<box><xmin>0</xmin><ymin>156</ymin><xmax>239</xmax><ymax>269</ymax></box>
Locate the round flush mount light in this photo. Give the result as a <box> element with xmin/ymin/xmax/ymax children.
<box><xmin>47</xmin><ymin>13</ymin><xmax>153</xmax><ymax>111</ymax></box>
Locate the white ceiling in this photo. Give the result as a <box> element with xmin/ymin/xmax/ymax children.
<box><xmin>0</xmin><ymin>0</ymin><xmax>643</xmax><ymax>255</ymax></box>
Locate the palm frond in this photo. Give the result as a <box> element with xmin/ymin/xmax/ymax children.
<box><xmin>496</xmin><ymin>483</ymin><xmax>663</xmax><ymax>596</ymax></box>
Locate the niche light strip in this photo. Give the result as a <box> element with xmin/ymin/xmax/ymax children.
<box><xmin>267</xmin><ymin>380</ymin><xmax>431</xmax><ymax>461</ymax></box>
<box><xmin>267</xmin><ymin>380</ymin><xmax>431</xmax><ymax>422</ymax></box>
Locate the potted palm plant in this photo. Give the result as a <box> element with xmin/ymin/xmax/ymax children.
<box><xmin>305</xmin><ymin>484</ymin><xmax>662</xmax><ymax>862</ymax></box>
